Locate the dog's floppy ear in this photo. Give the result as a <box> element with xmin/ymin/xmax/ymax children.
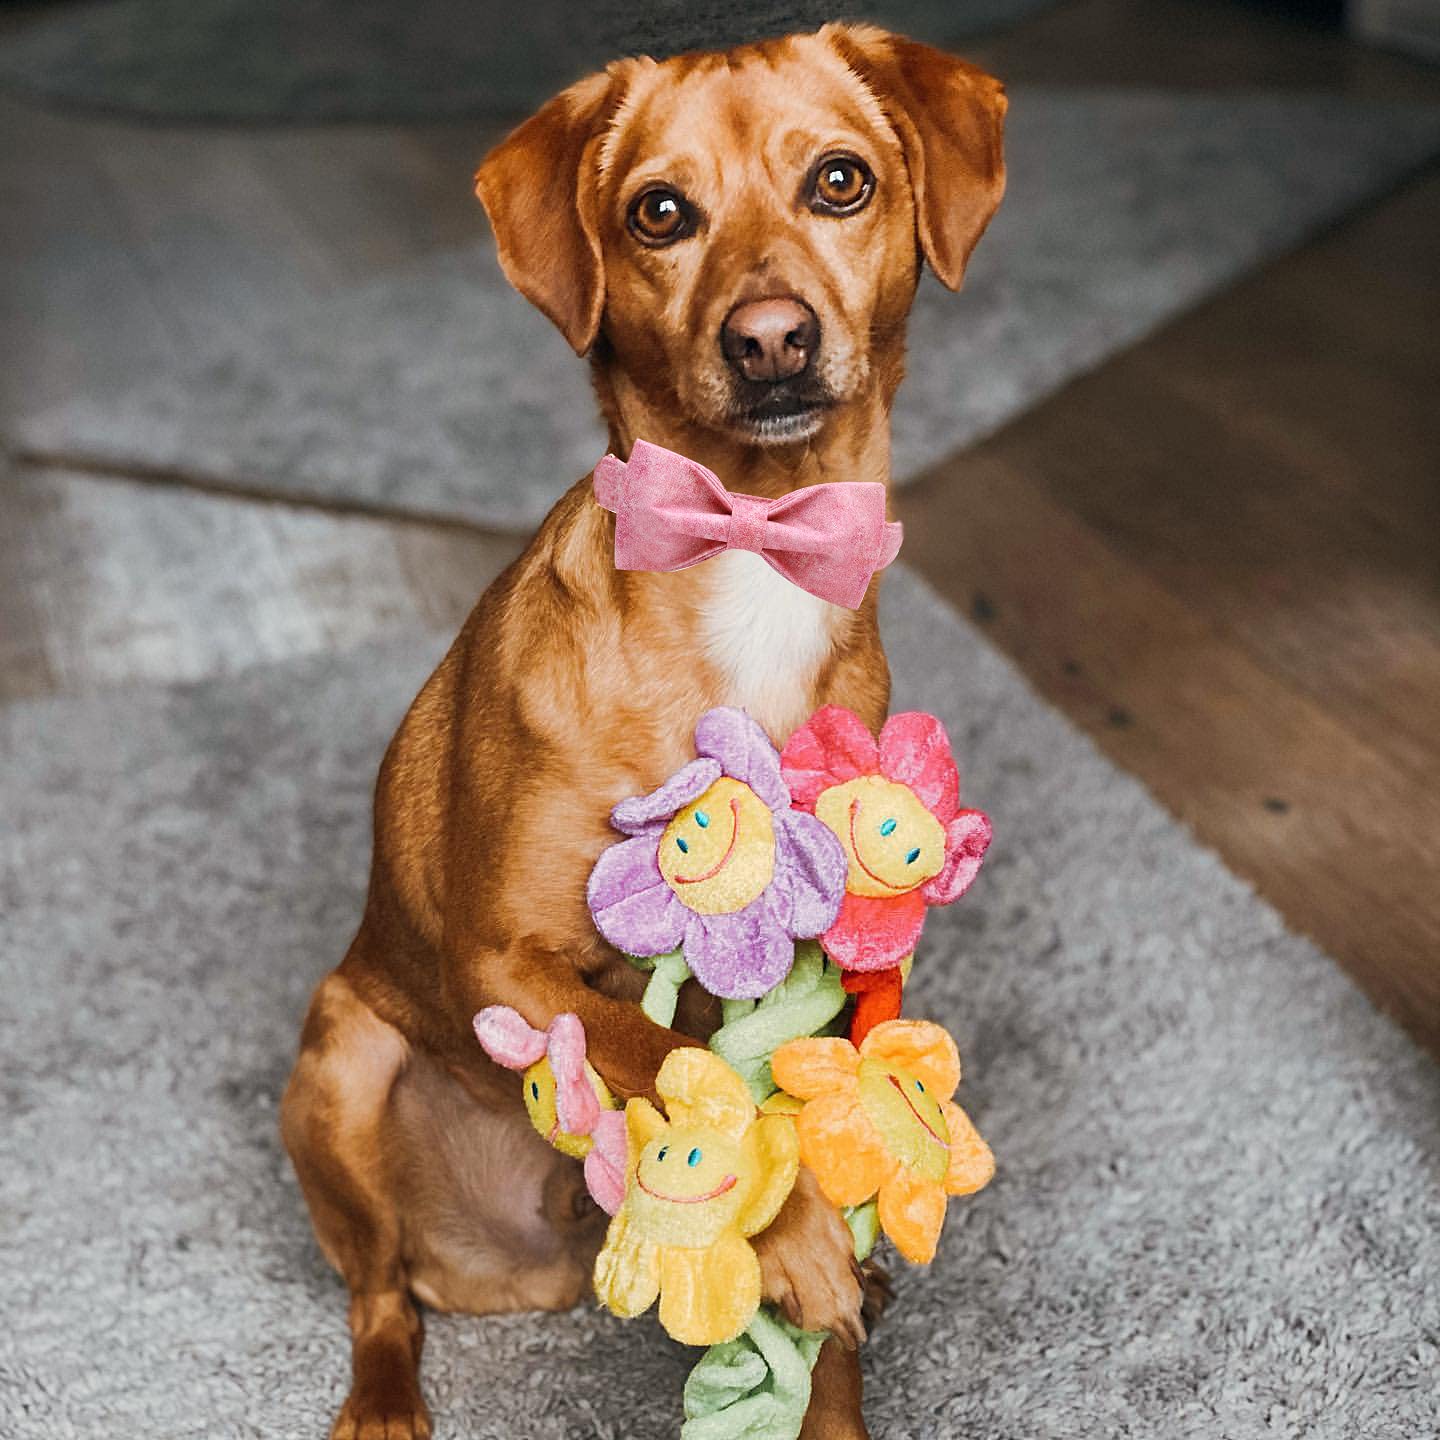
<box><xmin>475</xmin><ymin>69</ymin><xmax>619</xmax><ymax>355</ymax></box>
<box><xmin>831</xmin><ymin>25</ymin><xmax>1006</xmax><ymax>291</ymax></box>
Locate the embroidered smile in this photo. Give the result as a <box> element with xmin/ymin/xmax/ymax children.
<box><xmin>637</xmin><ymin>1171</ymin><xmax>739</xmax><ymax>1204</ymax></box>
<box><xmin>887</xmin><ymin>1073</ymin><xmax>948</xmax><ymax>1148</ymax></box>
<box><xmin>672</xmin><ymin>797</ymin><xmax>742</xmax><ymax>884</ymax></box>
<box><xmin>849</xmin><ymin>800</ymin><xmax>915</xmax><ymax>892</ymax></box>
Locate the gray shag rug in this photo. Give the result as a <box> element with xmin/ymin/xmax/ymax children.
<box><xmin>0</xmin><ymin>0</ymin><xmax>1057</xmax><ymax>124</ymax></box>
<box><xmin>15</xmin><ymin>89</ymin><xmax>1440</xmax><ymax>530</ymax></box>
<box><xmin>2</xmin><ymin>566</ymin><xmax>1436</xmax><ymax>1438</ymax></box>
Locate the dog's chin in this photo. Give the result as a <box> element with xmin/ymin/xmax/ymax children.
<box><xmin>724</xmin><ymin>388</ymin><xmax>834</xmax><ymax>447</ymax></box>
<box><xmin>735</xmin><ymin>407</ymin><xmax>829</xmax><ymax>446</ymax></box>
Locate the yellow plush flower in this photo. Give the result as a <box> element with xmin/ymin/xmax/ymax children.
<box><xmin>593</xmin><ymin>1049</ymin><xmax>799</xmax><ymax>1345</ymax></box>
<box><xmin>518</xmin><ymin>1050</ymin><xmax>612</xmax><ymax>1161</ymax></box>
<box><xmin>771</xmin><ymin>1020</ymin><xmax>994</xmax><ymax>1264</ymax></box>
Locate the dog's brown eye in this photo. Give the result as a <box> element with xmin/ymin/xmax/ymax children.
<box><xmin>628</xmin><ymin>188</ymin><xmax>693</xmax><ymax>246</ymax></box>
<box><xmin>810</xmin><ymin>155</ymin><xmax>873</xmax><ymax>215</ymax></box>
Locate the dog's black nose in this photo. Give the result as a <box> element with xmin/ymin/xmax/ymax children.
<box><xmin>721</xmin><ymin>297</ymin><xmax>819</xmax><ymax>382</ymax></box>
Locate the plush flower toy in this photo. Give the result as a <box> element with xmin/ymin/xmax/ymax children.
<box><xmin>771</xmin><ymin>1020</ymin><xmax>994</xmax><ymax>1264</ymax></box>
<box><xmin>472</xmin><ymin>1007</ymin><xmax>628</xmax><ymax>1215</ymax></box>
<box><xmin>588</xmin><ymin>707</ymin><xmax>848</xmax><ymax>999</ymax></box>
<box><xmin>593</xmin><ymin>1048</ymin><xmax>799</xmax><ymax>1345</ymax></box>
<box><xmin>780</xmin><ymin>707</ymin><xmax>992</xmax><ymax>1044</ymax></box>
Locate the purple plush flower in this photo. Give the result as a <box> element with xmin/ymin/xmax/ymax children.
<box><xmin>587</xmin><ymin>708</ymin><xmax>848</xmax><ymax>999</ymax></box>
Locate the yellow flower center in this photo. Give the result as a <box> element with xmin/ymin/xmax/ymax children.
<box><xmin>631</xmin><ymin>1127</ymin><xmax>744</xmax><ymax>1247</ymax></box>
<box><xmin>521</xmin><ymin>1056</ymin><xmax>609</xmax><ymax>1160</ymax></box>
<box><xmin>856</xmin><ymin>1057</ymin><xmax>950</xmax><ymax>1182</ymax></box>
<box><xmin>813</xmin><ymin>776</ymin><xmax>946</xmax><ymax>898</ymax></box>
<box><xmin>658</xmin><ymin>776</ymin><xmax>775</xmax><ymax>915</ymax></box>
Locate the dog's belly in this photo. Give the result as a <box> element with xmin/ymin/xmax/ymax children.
<box><xmin>700</xmin><ymin>551</ymin><xmax>840</xmax><ymax>736</ymax></box>
<box><xmin>388</xmin><ymin>1049</ymin><xmax>607</xmax><ymax>1314</ymax></box>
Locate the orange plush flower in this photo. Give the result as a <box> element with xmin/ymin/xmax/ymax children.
<box><xmin>771</xmin><ymin>1020</ymin><xmax>993</xmax><ymax>1264</ymax></box>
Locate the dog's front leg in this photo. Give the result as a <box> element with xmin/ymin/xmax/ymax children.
<box><xmin>800</xmin><ymin>1336</ymin><xmax>870</xmax><ymax>1439</ymax></box>
<box><xmin>443</xmin><ymin>938</ymin><xmax>701</xmax><ymax>1103</ymax></box>
<box><xmin>755</xmin><ymin>1165</ymin><xmax>868</xmax><ymax>1347</ymax></box>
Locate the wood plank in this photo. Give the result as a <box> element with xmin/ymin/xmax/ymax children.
<box><xmin>896</xmin><ymin>172</ymin><xmax>1440</xmax><ymax>1058</ymax></box>
<box><xmin>897</xmin><ymin>456</ymin><xmax>1440</xmax><ymax>1054</ymax></box>
<box><xmin>974</xmin><ymin>169</ymin><xmax>1440</xmax><ymax>786</ymax></box>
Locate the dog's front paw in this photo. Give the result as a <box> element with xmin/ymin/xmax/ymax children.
<box><xmin>754</xmin><ymin>1167</ymin><xmax>865</xmax><ymax>1346</ymax></box>
<box><xmin>331</xmin><ymin>1391</ymin><xmax>432</xmax><ymax>1440</ymax></box>
<box><xmin>332</xmin><ymin>1314</ymin><xmax>432</xmax><ymax>1440</ymax></box>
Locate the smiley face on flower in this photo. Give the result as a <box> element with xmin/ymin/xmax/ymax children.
<box><xmin>771</xmin><ymin>1020</ymin><xmax>994</xmax><ymax>1264</ymax></box>
<box><xmin>472</xmin><ymin>1007</ymin><xmax>628</xmax><ymax>1214</ymax></box>
<box><xmin>517</xmin><ymin>1053</ymin><xmax>607</xmax><ymax>1160</ymax></box>
<box><xmin>815</xmin><ymin>773</ymin><xmax>948</xmax><ymax>899</ymax></box>
<box><xmin>587</xmin><ymin>708</ymin><xmax>847</xmax><ymax>999</ymax></box>
<box><xmin>657</xmin><ymin>776</ymin><xmax>777</xmax><ymax>913</ymax></box>
<box><xmin>782</xmin><ymin>708</ymin><xmax>991</xmax><ymax>974</ymax></box>
<box><xmin>593</xmin><ymin>1048</ymin><xmax>798</xmax><ymax>1345</ymax></box>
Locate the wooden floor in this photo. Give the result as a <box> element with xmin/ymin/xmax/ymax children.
<box><xmin>2</xmin><ymin>0</ymin><xmax>1438</xmax><ymax>1054</ymax></box>
<box><xmin>898</xmin><ymin>168</ymin><xmax>1440</xmax><ymax>1050</ymax></box>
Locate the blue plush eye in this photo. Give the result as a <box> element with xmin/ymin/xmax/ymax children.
<box><xmin>880</xmin><ymin>817</ymin><xmax>897</xmax><ymax>836</ymax></box>
<box><xmin>915</xmin><ymin>1079</ymin><xmax>924</xmax><ymax>1092</ymax></box>
<box><xmin>695</xmin><ymin>810</ymin><xmax>710</xmax><ymax>828</ymax></box>
<box><xmin>688</xmin><ymin>1147</ymin><xmax>702</xmax><ymax>1167</ymax></box>
<box><xmin>530</xmin><ymin>1081</ymin><xmax>540</xmax><ymax>1100</ymax></box>
<box><xmin>676</xmin><ymin>837</ymin><xmax>690</xmax><ymax>854</ymax></box>
<box><xmin>906</xmin><ymin>847</ymin><xmax>921</xmax><ymax>864</ymax></box>
<box><xmin>657</xmin><ymin>1146</ymin><xmax>669</xmax><ymax>1161</ymax></box>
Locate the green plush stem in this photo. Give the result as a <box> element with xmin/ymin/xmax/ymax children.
<box><xmin>707</xmin><ymin>942</ymin><xmax>847</xmax><ymax>1104</ymax></box>
<box><xmin>720</xmin><ymin>996</ymin><xmax>754</xmax><ymax>1028</ymax></box>
<box><xmin>681</xmin><ymin>1307</ymin><xmax>827</xmax><ymax>1440</ymax></box>
<box><xmin>843</xmin><ymin>1200</ymin><xmax>880</xmax><ymax>1263</ymax></box>
<box><xmin>639</xmin><ymin>949</ymin><xmax>692</xmax><ymax>1027</ymax></box>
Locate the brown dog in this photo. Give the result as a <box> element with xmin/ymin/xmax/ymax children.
<box><xmin>281</xmin><ymin>23</ymin><xmax>1004</xmax><ymax>1439</ymax></box>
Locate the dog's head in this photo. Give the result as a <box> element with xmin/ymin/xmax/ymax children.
<box><xmin>476</xmin><ymin>24</ymin><xmax>1005</xmax><ymax>449</ymax></box>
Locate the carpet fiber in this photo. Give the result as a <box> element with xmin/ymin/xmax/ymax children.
<box><xmin>0</xmin><ymin>0</ymin><xmax>1058</xmax><ymax>123</ymax></box>
<box><xmin>3</xmin><ymin>567</ymin><xmax>1436</xmax><ymax>1438</ymax></box>
<box><xmin>16</xmin><ymin>90</ymin><xmax>1440</xmax><ymax>530</ymax></box>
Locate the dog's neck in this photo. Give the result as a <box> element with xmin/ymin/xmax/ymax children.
<box><xmin>593</xmin><ymin>364</ymin><xmax>894</xmax><ymax>738</ymax></box>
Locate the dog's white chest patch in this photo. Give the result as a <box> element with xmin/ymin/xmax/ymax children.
<box><xmin>700</xmin><ymin>551</ymin><xmax>840</xmax><ymax>737</ymax></box>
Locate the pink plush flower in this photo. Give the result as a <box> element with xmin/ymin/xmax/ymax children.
<box><xmin>587</xmin><ymin>708</ymin><xmax>847</xmax><ymax>1000</ymax></box>
<box><xmin>781</xmin><ymin>707</ymin><xmax>992</xmax><ymax>976</ymax></box>
<box><xmin>473</xmin><ymin>1007</ymin><xmax>627</xmax><ymax>1215</ymax></box>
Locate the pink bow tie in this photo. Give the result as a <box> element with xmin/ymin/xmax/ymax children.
<box><xmin>593</xmin><ymin>440</ymin><xmax>902</xmax><ymax>609</ymax></box>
